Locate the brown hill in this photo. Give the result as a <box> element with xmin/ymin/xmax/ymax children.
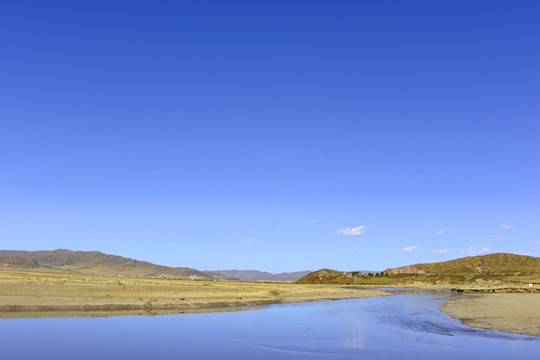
<box><xmin>297</xmin><ymin>269</ymin><xmax>354</xmax><ymax>284</ymax></box>
<box><xmin>0</xmin><ymin>256</ymin><xmax>40</xmax><ymax>269</ymax></box>
<box><xmin>298</xmin><ymin>253</ymin><xmax>540</xmax><ymax>285</ymax></box>
<box><xmin>0</xmin><ymin>249</ymin><xmax>228</xmax><ymax>280</ymax></box>
<box><xmin>384</xmin><ymin>253</ymin><xmax>540</xmax><ymax>275</ymax></box>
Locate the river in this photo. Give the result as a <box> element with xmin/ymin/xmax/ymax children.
<box><xmin>0</xmin><ymin>289</ymin><xmax>538</xmax><ymax>359</ymax></box>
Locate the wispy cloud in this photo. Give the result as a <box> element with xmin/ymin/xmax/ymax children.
<box><xmin>435</xmin><ymin>228</ymin><xmax>448</xmax><ymax>236</ymax></box>
<box><xmin>434</xmin><ymin>249</ymin><xmax>450</xmax><ymax>254</ymax></box>
<box><xmin>478</xmin><ymin>246</ymin><xmax>491</xmax><ymax>255</ymax></box>
<box><xmin>310</xmin><ymin>219</ymin><xmax>316</xmax><ymax>224</ymax></box>
<box><xmin>402</xmin><ymin>245</ymin><xmax>417</xmax><ymax>253</ymax></box>
<box><xmin>532</xmin><ymin>241</ymin><xmax>540</xmax><ymax>247</ymax></box>
<box><xmin>464</xmin><ymin>246</ymin><xmax>491</xmax><ymax>256</ymax></box>
<box><xmin>353</xmin><ymin>248</ymin><xmax>359</xmax><ymax>252</ymax></box>
<box><xmin>337</xmin><ymin>225</ymin><xmax>367</xmax><ymax>236</ymax></box>
<box><xmin>245</xmin><ymin>238</ymin><xmax>254</xmax><ymax>243</ymax></box>
<box><xmin>493</xmin><ymin>236</ymin><xmax>502</xmax><ymax>241</ymax></box>
<box><xmin>500</xmin><ymin>224</ymin><xmax>514</xmax><ymax>229</ymax></box>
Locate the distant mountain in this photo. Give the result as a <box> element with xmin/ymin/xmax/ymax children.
<box><xmin>208</xmin><ymin>270</ymin><xmax>312</xmax><ymax>282</ymax></box>
<box><xmin>0</xmin><ymin>249</ymin><xmax>229</xmax><ymax>280</ymax></box>
<box><xmin>383</xmin><ymin>253</ymin><xmax>540</xmax><ymax>275</ymax></box>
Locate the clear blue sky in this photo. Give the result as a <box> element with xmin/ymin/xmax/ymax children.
<box><xmin>1</xmin><ymin>1</ymin><xmax>539</xmax><ymax>272</ymax></box>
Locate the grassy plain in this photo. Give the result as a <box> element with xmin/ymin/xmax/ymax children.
<box><xmin>0</xmin><ymin>270</ymin><xmax>390</xmax><ymax>317</ymax></box>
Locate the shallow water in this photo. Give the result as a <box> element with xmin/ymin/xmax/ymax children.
<box><xmin>0</xmin><ymin>289</ymin><xmax>538</xmax><ymax>359</ymax></box>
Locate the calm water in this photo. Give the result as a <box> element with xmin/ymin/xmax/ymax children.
<box><xmin>1</xmin><ymin>289</ymin><xmax>538</xmax><ymax>359</ymax></box>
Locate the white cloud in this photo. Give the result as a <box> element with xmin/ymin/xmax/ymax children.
<box><xmin>532</xmin><ymin>241</ymin><xmax>540</xmax><ymax>247</ymax></box>
<box><xmin>434</xmin><ymin>249</ymin><xmax>450</xmax><ymax>254</ymax></box>
<box><xmin>478</xmin><ymin>246</ymin><xmax>491</xmax><ymax>255</ymax></box>
<box><xmin>245</xmin><ymin>238</ymin><xmax>254</xmax><ymax>243</ymax></box>
<box><xmin>464</xmin><ymin>246</ymin><xmax>491</xmax><ymax>256</ymax></box>
<box><xmin>353</xmin><ymin>248</ymin><xmax>359</xmax><ymax>252</ymax></box>
<box><xmin>402</xmin><ymin>245</ymin><xmax>417</xmax><ymax>253</ymax></box>
<box><xmin>310</xmin><ymin>219</ymin><xmax>316</xmax><ymax>224</ymax></box>
<box><xmin>337</xmin><ymin>225</ymin><xmax>367</xmax><ymax>236</ymax></box>
<box><xmin>493</xmin><ymin>236</ymin><xmax>502</xmax><ymax>241</ymax></box>
<box><xmin>500</xmin><ymin>224</ymin><xmax>514</xmax><ymax>229</ymax></box>
<box><xmin>435</xmin><ymin>228</ymin><xmax>448</xmax><ymax>236</ymax></box>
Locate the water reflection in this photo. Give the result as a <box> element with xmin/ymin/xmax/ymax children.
<box><xmin>0</xmin><ymin>306</ymin><xmax>261</xmax><ymax>319</ymax></box>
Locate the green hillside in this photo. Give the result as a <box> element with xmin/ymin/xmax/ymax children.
<box><xmin>296</xmin><ymin>269</ymin><xmax>357</xmax><ymax>284</ymax></box>
<box><xmin>298</xmin><ymin>253</ymin><xmax>540</xmax><ymax>285</ymax></box>
<box><xmin>0</xmin><ymin>249</ymin><xmax>227</xmax><ymax>280</ymax></box>
<box><xmin>384</xmin><ymin>253</ymin><xmax>540</xmax><ymax>275</ymax></box>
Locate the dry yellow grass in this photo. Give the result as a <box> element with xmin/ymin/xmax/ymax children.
<box><xmin>0</xmin><ymin>270</ymin><xmax>390</xmax><ymax>317</ymax></box>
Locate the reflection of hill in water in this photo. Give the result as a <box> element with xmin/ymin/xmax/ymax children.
<box><xmin>0</xmin><ymin>306</ymin><xmax>264</xmax><ymax>320</ymax></box>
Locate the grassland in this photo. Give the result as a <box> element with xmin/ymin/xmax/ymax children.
<box><xmin>0</xmin><ymin>270</ymin><xmax>390</xmax><ymax>318</ymax></box>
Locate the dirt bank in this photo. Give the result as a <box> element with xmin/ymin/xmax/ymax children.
<box><xmin>442</xmin><ymin>293</ymin><xmax>540</xmax><ymax>337</ymax></box>
<box><xmin>0</xmin><ymin>270</ymin><xmax>390</xmax><ymax>318</ymax></box>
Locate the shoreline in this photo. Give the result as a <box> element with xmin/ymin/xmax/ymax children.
<box><xmin>442</xmin><ymin>293</ymin><xmax>540</xmax><ymax>337</ymax></box>
<box><xmin>0</xmin><ymin>289</ymin><xmax>390</xmax><ymax>316</ymax></box>
<box><xmin>0</xmin><ymin>270</ymin><xmax>391</xmax><ymax>318</ymax></box>
<box><xmin>3</xmin><ymin>268</ymin><xmax>539</xmax><ymax>337</ymax></box>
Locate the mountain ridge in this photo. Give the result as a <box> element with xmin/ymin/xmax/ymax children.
<box><xmin>0</xmin><ymin>249</ymin><xmax>228</xmax><ymax>280</ymax></box>
<box><xmin>207</xmin><ymin>269</ymin><xmax>312</xmax><ymax>282</ymax></box>
<box><xmin>0</xmin><ymin>249</ymin><xmax>310</xmax><ymax>282</ymax></box>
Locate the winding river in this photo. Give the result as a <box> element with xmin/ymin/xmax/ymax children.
<box><xmin>0</xmin><ymin>289</ymin><xmax>538</xmax><ymax>359</ymax></box>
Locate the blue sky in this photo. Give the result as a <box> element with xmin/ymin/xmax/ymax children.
<box><xmin>1</xmin><ymin>1</ymin><xmax>539</xmax><ymax>272</ymax></box>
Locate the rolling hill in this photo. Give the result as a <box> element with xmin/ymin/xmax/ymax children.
<box><xmin>297</xmin><ymin>269</ymin><xmax>351</xmax><ymax>284</ymax></box>
<box><xmin>298</xmin><ymin>253</ymin><xmax>540</xmax><ymax>285</ymax></box>
<box><xmin>207</xmin><ymin>269</ymin><xmax>311</xmax><ymax>282</ymax></box>
<box><xmin>0</xmin><ymin>249</ymin><xmax>228</xmax><ymax>280</ymax></box>
<box><xmin>383</xmin><ymin>253</ymin><xmax>540</xmax><ymax>275</ymax></box>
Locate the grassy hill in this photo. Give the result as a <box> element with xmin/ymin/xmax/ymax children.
<box><xmin>0</xmin><ymin>257</ymin><xmax>40</xmax><ymax>269</ymax></box>
<box><xmin>296</xmin><ymin>269</ymin><xmax>352</xmax><ymax>284</ymax></box>
<box><xmin>383</xmin><ymin>253</ymin><xmax>540</xmax><ymax>275</ymax></box>
<box><xmin>298</xmin><ymin>253</ymin><xmax>540</xmax><ymax>285</ymax></box>
<box><xmin>0</xmin><ymin>249</ymin><xmax>228</xmax><ymax>280</ymax></box>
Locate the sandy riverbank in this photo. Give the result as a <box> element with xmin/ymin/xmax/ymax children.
<box><xmin>442</xmin><ymin>293</ymin><xmax>540</xmax><ymax>337</ymax></box>
<box><xmin>0</xmin><ymin>270</ymin><xmax>390</xmax><ymax>318</ymax></box>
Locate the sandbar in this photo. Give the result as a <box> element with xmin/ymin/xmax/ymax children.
<box><xmin>442</xmin><ymin>293</ymin><xmax>540</xmax><ymax>337</ymax></box>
